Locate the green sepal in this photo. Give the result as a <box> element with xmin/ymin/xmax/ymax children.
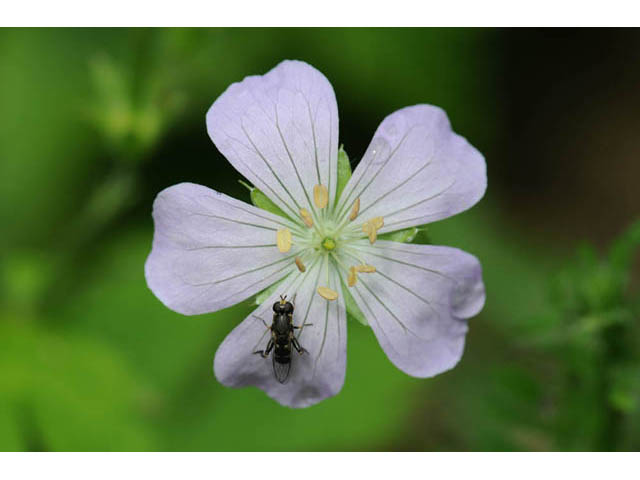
<box><xmin>412</xmin><ymin>226</ymin><xmax>432</xmax><ymax>245</ymax></box>
<box><xmin>341</xmin><ymin>283</ymin><xmax>369</xmax><ymax>326</ymax></box>
<box><xmin>378</xmin><ymin>225</ymin><xmax>432</xmax><ymax>245</ymax></box>
<box><xmin>238</xmin><ymin>180</ymin><xmax>290</xmax><ymax>220</ymax></box>
<box><xmin>378</xmin><ymin>226</ymin><xmax>419</xmax><ymax>243</ymax></box>
<box><xmin>335</xmin><ymin>145</ymin><xmax>352</xmax><ymax>205</ymax></box>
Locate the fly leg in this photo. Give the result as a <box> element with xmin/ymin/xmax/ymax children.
<box><xmin>253</xmin><ymin>338</ymin><xmax>274</xmax><ymax>358</ymax></box>
<box><xmin>252</xmin><ymin>314</ymin><xmax>270</xmax><ymax>329</ymax></box>
<box><xmin>291</xmin><ymin>336</ymin><xmax>308</xmax><ymax>355</ymax></box>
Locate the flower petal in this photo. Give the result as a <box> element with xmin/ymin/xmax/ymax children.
<box><xmin>336</xmin><ymin>105</ymin><xmax>486</xmax><ymax>232</ymax></box>
<box><xmin>345</xmin><ymin>240</ymin><xmax>485</xmax><ymax>377</ymax></box>
<box><xmin>206</xmin><ymin>60</ymin><xmax>339</xmax><ymax>219</ymax></box>
<box><xmin>214</xmin><ymin>258</ymin><xmax>347</xmax><ymax>408</ymax></box>
<box><xmin>144</xmin><ymin>182</ymin><xmax>299</xmax><ymax>315</ymax></box>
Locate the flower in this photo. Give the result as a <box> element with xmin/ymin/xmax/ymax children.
<box><xmin>145</xmin><ymin>60</ymin><xmax>486</xmax><ymax>408</ymax></box>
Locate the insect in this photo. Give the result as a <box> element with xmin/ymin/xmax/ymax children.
<box><xmin>253</xmin><ymin>294</ymin><xmax>310</xmax><ymax>383</ymax></box>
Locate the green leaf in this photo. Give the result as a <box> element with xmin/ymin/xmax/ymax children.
<box><xmin>239</xmin><ymin>180</ymin><xmax>291</xmax><ymax>220</ymax></box>
<box><xmin>608</xmin><ymin>365</ymin><xmax>640</xmax><ymax>413</ymax></box>
<box><xmin>609</xmin><ymin>218</ymin><xmax>640</xmax><ymax>276</ymax></box>
<box><xmin>335</xmin><ymin>145</ymin><xmax>352</xmax><ymax>204</ymax></box>
<box><xmin>58</xmin><ymin>229</ymin><xmax>241</xmax><ymax>395</ymax></box>
<box><xmin>0</xmin><ymin>399</ymin><xmax>22</xmax><ymax>451</ymax></box>
<box><xmin>0</xmin><ymin>320</ymin><xmax>154</xmax><ymax>451</ymax></box>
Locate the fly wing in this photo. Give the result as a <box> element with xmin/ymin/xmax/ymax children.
<box><xmin>272</xmin><ymin>356</ymin><xmax>291</xmax><ymax>384</ymax></box>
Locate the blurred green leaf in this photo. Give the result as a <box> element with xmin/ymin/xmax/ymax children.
<box><xmin>609</xmin><ymin>218</ymin><xmax>640</xmax><ymax>277</ymax></box>
<box><xmin>0</xmin><ymin>320</ymin><xmax>154</xmax><ymax>451</ymax></box>
<box><xmin>56</xmin><ymin>229</ymin><xmax>237</xmax><ymax>396</ymax></box>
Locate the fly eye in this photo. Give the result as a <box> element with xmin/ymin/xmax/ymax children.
<box><xmin>273</xmin><ymin>302</ymin><xmax>283</xmax><ymax>313</ymax></box>
<box><xmin>283</xmin><ymin>302</ymin><xmax>294</xmax><ymax>314</ymax></box>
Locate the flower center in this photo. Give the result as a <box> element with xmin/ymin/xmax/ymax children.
<box><xmin>276</xmin><ymin>182</ymin><xmax>383</xmax><ymax>301</ymax></box>
<box><xmin>321</xmin><ymin>237</ymin><xmax>336</xmax><ymax>251</ymax></box>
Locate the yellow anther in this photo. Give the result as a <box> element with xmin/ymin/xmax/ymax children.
<box><xmin>299</xmin><ymin>208</ymin><xmax>313</xmax><ymax>228</ymax></box>
<box><xmin>355</xmin><ymin>264</ymin><xmax>376</xmax><ymax>273</ymax></box>
<box><xmin>276</xmin><ymin>228</ymin><xmax>292</xmax><ymax>253</ymax></box>
<box><xmin>371</xmin><ymin>216</ymin><xmax>384</xmax><ymax>229</ymax></box>
<box><xmin>362</xmin><ymin>222</ymin><xmax>377</xmax><ymax>244</ymax></box>
<box><xmin>313</xmin><ymin>184</ymin><xmax>329</xmax><ymax>209</ymax></box>
<box><xmin>347</xmin><ymin>266</ymin><xmax>358</xmax><ymax>287</ymax></box>
<box><xmin>317</xmin><ymin>286</ymin><xmax>338</xmax><ymax>301</ymax></box>
<box><xmin>295</xmin><ymin>257</ymin><xmax>306</xmax><ymax>273</ymax></box>
<box><xmin>362</xmin><ymin>216</ymin><xmax>384</xmax><ymax>244</ymax></box>
<box><xmin>349</xmin><ymin>198</ymin><xmax>360</xmax><ymax>221</ymax></box>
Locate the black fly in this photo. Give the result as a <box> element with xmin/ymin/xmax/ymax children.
<box><xmin>253</xmin><ymin>294</ymin><xmax>310</xmax><ymax>383</ymax></box>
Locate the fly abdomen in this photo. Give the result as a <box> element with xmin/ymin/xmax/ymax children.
<box><xmin>272</xmin><ymin>338</ymin><xmax>291</xmax><ymax>383</ymax></box>
<box><xmin>274</xmin><ymin>341</ymin><xmax>291</xmax><ymax>364</ymax></box>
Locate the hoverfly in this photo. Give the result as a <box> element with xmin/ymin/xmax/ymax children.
<box><xmin>253</xmin><ymin>294</ymin><xmax>310</xmax><ymax>383</ymax></box>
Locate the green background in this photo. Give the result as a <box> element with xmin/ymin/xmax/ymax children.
<box><xmin>1</xmin><ymin>28</ymin><xmax>639</xmax><ymax>451</ymax></box>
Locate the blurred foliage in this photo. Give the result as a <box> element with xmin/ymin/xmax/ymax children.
<box><xmin>0</xmin><ymin>28</ymin><xmax>638</xmax><ymax>451</ymax></box>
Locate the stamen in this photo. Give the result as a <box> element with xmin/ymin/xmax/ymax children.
<box><xmin>295</xmin><ymin>256</ymin><xmax>306</xmax><ymax>272</ymax></box>
<box><xmin>371</xmin><ymin>216</ymin><xmax>384</xmax><ymax>229</ymax></box>
<box><xmin>347</xmin><ymin>266</ymin><xmax>357</xmax><ymax>287</ymax></box>
<box><xmin>299</xmin><ymin>208</ymin><xmax>313</xmax><ymax>228</ymax></box>
<box><xmin>362</xmin><ymin>216</ymin><xmax>385</xmax><ymax>244</ymax></box>
<box><xmin>313</xmin><ymin>184</ymin><xmax>329</xmax><ymax>209</ymax></box>
<box><xmin>355</xmin><ymin>264</ymin><xmax>376</xmax><ymax>273</ymax></box>
<box><xmin>317</xmin><ymin>286</ymin><xmax>338</xmax><ymax>301</ymax></box>
<box><xmin>362</xmin><ymin>222</ymin><xmax>377</xmax><ymax>244</ymax></box>
<box><xmin>349</xmin><ymin>198</ymin><xmax>360</xmax><ymax>221</ymax></box>
<box><xmin>276</xmin><ymin>228</ymin><xmax>292</xmax><ymax>253</ymax></box>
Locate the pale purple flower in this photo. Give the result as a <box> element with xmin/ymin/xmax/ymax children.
<box><xmin>145</xmin><ymin>60</ymin><xmax>486</xmax><ymax>408</ymax></box>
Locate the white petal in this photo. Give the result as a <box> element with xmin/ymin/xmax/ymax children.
<box><xmin>345</xmin><ymin>240</ymin><xmax>485</xmax><ymax>377</ymax></box>
<box><xmin>144</xmin><ymin>183</ymin><xmax>299</xmax><ymax>315</ymax></box>
<box><xmin>206</xmin><ymin>60</ymin><xmax>339</xmax><ymax>218</ymax></box>
<box><xmin>214</xmin><ymin>258</ymin><xmax>347</xmax><ymax>408</ymax></box>
<box><xmin>336</xmin><ymin>105</ymin><xmax>486</xmax><ymax>232</ymax></box>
